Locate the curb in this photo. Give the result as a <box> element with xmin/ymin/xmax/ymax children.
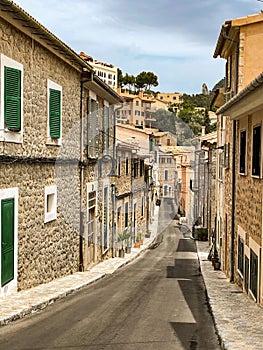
<box><xmin>0</xmin><ymin>238</ymin><xmax>155</xmax><ymax>327</ymax></box>
<box><xmin>195</xmin><ymin>240</ymin><xmax>226</xmax><ymax>350</ymax></box>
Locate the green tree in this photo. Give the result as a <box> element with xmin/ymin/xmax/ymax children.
<box><xmin>123</xmin><ymin>73</ymin><xmax>136</xmax><ymax>91</ymax></box>
<box><xmin>135</xmin><ymin>71</ymin><xmax>147</xmax><ymax>90</ymax></box>
<box><xmin>117</xmin><ymin>68</ymin><xmax>123</xmax><ymax>88</ymax></box>
<box><xmin>135</xmin><ymin>71</ymin><xmax>159</xmax><ymax>91</ymax></box>
<box><xmin>145</xmin><ymin>72</ymin><xmax>158</xmax><ymax>90</ymax></box>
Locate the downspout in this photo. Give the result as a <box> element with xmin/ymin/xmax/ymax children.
<box><xmin>222</xmin><ymin>27</ymin><xmax>239</xmax><ymax>282</ymax></box>
<box><xmin>79</xmin><ymin>75</ymin><xmax>84</xmax><ymax>272</ymax></box>
<box><xmin>111</xmin><ymin>104</ymin><xmax>122</xmax><ymax>257</ymax></box>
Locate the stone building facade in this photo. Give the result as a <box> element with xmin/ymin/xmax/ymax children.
<box><xmin>217</xmin><ymin>73</ymin><xmax>263</xmax><ymax>304</ymax></box>
<box><xmin>0</xmin><ymin>1</ymin><xmax>123</xmax><ymax>295</ymax></box>
<box><xmin>115</xmin><ymin>129</ymin><xmax>151</xmax><ymax>250</ymax></box>
<box><xmin>213</xmin><ymin>11</ymin><xmax>263</xmax><ymax>304</ymax></box>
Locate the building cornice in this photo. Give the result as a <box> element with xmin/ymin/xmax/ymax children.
<box><xmin>216</xmin><ymin>71</ymin><xmax>263</xmax><ymax>118</ymax></box>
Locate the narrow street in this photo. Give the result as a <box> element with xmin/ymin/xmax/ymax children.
<box><xmin>0</xmin><ymin>200</ymin><xmax>220</xmax><ymax>350</ymax></box>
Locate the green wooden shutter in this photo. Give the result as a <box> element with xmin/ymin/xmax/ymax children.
<box><xmin>103</xmin><ymin>187</ymin><xmax>108</xmax><ymax>251</ymax></box>
<box><xmin>49</xmin><ymin>88</ymin><xmax>61</xmax><ymax>139</ymax></box>
<box><xmin>1</xmin><ymin>198</ymin><xmax>14</xmax><ymax>287</ymax></box>
<box><xmin>87</xmin><ymin>98</ymin><xmax>92</xmax><ymax>157</ymax></box>
<box><xmin>252</xmin><ymin>125</ymin><xmax>261</xmax><ymax>176</ymax></box>
<box><xmin>103</xmin><ymin>106</ymin><xmax>110</xmax><ymax>152</ymax></box>
<box><xmin>4</xmin><ymin>67</ymin><xmax>21</xmax><ymax>131</ymax></box>
<box><xmin>87</xmin><ymin>99</ymin><xmax>99</xmax><ymax>158</ymax></box>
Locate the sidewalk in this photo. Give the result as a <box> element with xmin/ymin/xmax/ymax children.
<box><xmin>0</xmin><ymin>206</ymin><xmax>160</xmax><ymax>327</ymax></box>
<box><xmin>197</xmin><ymin>240</ymin><xmax>263</xmax><ymax>350</ymax></box>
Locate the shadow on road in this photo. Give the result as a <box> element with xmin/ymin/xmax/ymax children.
<box><xmin>166</xmin><ymin>237</ymin><xmax>220</xmax><ymax>349</ymax></box>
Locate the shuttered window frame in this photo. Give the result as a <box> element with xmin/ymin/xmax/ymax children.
<box><xmin>102</xmin><ymin>104</ymin><xmax>110</xmax><ymax>154</ymax></box>
<box><xmin>47</xmin><ymin>80</ymin><xmax>62</xmax><ymax>146</ymax></box>
<box><xmin>102</xmin><ymin>180</ymin><xmax>110</xmax><ymax>253</ymax></box>
<box><xmin>0</xmin><ymin>54</ymin><xmax>23</xmax><ymax>143</ymax></box>
<box><xmin>239</xmin><ymin>130</ymin><xmax>247</xmax><ymax>174</ymax></box>
<box><xmin>252</xmin><ymin>124</ymin><xmax>261</xmax><ymax>177</ymax></box>
<box><xmin>87</xmin><ymin>97</ymin><xmax>99</xmax><ymax>159</ymax></box>
<box><xmin>0</xmin><ymin>187</ymin><xmax>18</xmax><ymax>295</ymax></box>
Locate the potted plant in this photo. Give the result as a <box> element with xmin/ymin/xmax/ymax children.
<box><xmin>134</xmin><ymin>233</ymin><xmax>142</xmax><ymax>248</ymax></box>
<box><xmin>124</xmin><ymin>231</ymin><xmax>131</xmax><ymax>253</ymax></box>
<box><xmin>196</xmin><ymin>227</ymin><xmax>208</xmax><ymax>241</ymax></box>
<box><xmin>211</xmin><ymin>249</ymin><xmax>220</xmax><ymax>269</ymax></box>
<box><xmin>118</xmin><ymin>230</ymin><xmax>127</xmax><ymax>258</ymax></box>
<box><xmin>145</xmin><ymin>229</ymin><xmax>151</xmax><ymax>238</ymax></box>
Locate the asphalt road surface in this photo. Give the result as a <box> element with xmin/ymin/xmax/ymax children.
<box><xmin>0</xmin><ymin>200</ymin><xmax>220</xmax><ymax>349</ymax></box>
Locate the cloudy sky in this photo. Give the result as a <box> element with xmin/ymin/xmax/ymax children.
<box><xmin>14</xmin><ymin>0</ymin><xmax>263</xmax><ymax>94</ymax></box>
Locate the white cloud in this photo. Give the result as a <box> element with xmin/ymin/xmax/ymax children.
<box><xmin>13</xmin><ymin>0</ymin><xmax>263</xmax><ymax>92</ymax></box>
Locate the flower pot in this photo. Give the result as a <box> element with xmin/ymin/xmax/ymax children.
<box><xmin>134</xmin><ymin>242</ymin><xmax>141</xmax><ymax>248</ymax></box>
<box><xmin>125</xmin><ymin>246</ymin><xmax>131</xmax><ymax>254</ymax></box>
<box><xmin>214</xmin><ymin>261</ymin><xmax>221</xmax><ymax>270</ymax></box>
<box><xmin>211</xmin><ymin>258</ymin><xmax>216</xmax><ymax>267</ymax></box>
<box><xmin>119</xmin><ymin>249</ymin><xmax>125</xmax><ymax>258</ymax></box>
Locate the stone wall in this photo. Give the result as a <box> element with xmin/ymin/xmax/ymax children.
<box><xmin>0</xmin><ymin>17</ymin><xmax>81</xmax><ymax>160</ymax></box>
<box><xmin>235</xmin><ymin>115</ymin><xmax>262</xmax><ymax>245</ymax></box>
<box><xmin>0</xmin><ymin>17</ymin><xmax>83</xmax><ymax>291</ymax></box>
<box><xmin>0</xmin><ymin>162</ymin><xmax>80</xmax><ymax>291</ymax></box>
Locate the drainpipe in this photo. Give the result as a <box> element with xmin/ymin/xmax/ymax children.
<box><xmin>222</xmin><ymin>27</ymin><xmax>239</xmax><ymax>282</ymax></box>
<box><xmin>79</xmin><ymin>75</ymin><xmax>84</xmax><ymax>272</ymax></box>
<box><xmin>111</xmin><ymin>105</ymin><xmax>123</xmax><ymax>257</ymax></box>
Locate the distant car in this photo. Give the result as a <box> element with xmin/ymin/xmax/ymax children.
<box><xmin>156</xmin><ymin>199</ymin><xmax>161</xmax><ymax>206</ymax></box>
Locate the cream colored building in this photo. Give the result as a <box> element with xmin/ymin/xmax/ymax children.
<box><xmin>116</xmin><ymin>89</ymin><xmax>156</xmax><ymax>128</ymax></box>
<box><xmin>80</xmin><ymin>52</ymin><xmax>118</xmax><ymax>90</ymax></box>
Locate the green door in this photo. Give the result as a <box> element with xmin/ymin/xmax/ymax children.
<box><xmin>1</xmin><ymin>198</ymin><xmax>14</xmax><ymax>287</ymax></box>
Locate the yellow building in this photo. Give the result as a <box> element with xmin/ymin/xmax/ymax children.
<box><xmin>116</xmin><ymin>89</ymin><xmax>156</xmax><ymax>128</ymax></box>
<box><xmin>156</xmin><ymin>92</ymin><xmax>183</xmax><ymax>105</ymax></box>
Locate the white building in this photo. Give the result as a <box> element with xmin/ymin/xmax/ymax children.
<box><xmin>80</xmin><ymin>52</ymin><xmax>118</xmax><ymax>90</ymax></box>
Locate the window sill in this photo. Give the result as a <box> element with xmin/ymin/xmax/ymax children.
<box><xmin>251</xmin><ymin>174</ymin><xmax>261</xmax><ymax>179</ymax></box>
<box><xmin>0</xmin><ymin>130</ymin><xmax>23</xmax><ymax>143</ymax></box>
<box><xmin>46</xmin><ymin>138</ymin><xmax>62</xmax><ymax>146</ymax></box>
<box><xmin>237</xmin><ymin>268</ymin><xmax>244</xmax><ymax>279</ymax></box>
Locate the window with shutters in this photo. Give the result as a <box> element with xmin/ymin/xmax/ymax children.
<box><xmin>239</xmin><ymin>130</ymin><xmax>246</xmax><ymax>174</ymax></box>
<box><xmin>87</xmin><ymin>98</ymin><xmax>99</xmax><ymax>158</ymax></box>
<box><xmin>4</xmin><ymin>67</ymin><xmax>21</xmax><ymax>131</ymax></box>
<box><xmin>124</xmin><ymin>202</ymin><xmax>129</xmax><ymax>228</ymax></box>
<box><xmin>237</xmin><ymin>236</ymin><xmax>244</xmax><ymax>276</ymax></box>
<box><xmin>102</xmin><ymin>105</ymin><xmax>110</xmax><ymax>153</ymax></box>
<box><xmin>0</xmin><ymin>54</ymin><xmax>23</xmax><ymax>143</ymax></box>
<box><xmin>47</xmin><ymin>80</ymin><xmax>62</xmax><ymax>145</ymax></box>
<box><xmin>252</xmin><ymin>124</ymin><xmax>261</xmax><ymax>177</ymax></box>
<box><xmin>250</xmin><ymin>249</ymin><xmax>258</xmax><ymax>301</ymax></box>
<box><xmin>102</xmin><ymin>183</ymin><xmax>109</xmax><ymax>253</ymax></box>
<box><xmin>87</xmin><ymin>181</ymin><xmax>98</xmax><ymax>247</ymax></box>
<box><xmin>140</xmin><ymin>159</ymin><xmax>144</xmax><ymax>177</ymax></box>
